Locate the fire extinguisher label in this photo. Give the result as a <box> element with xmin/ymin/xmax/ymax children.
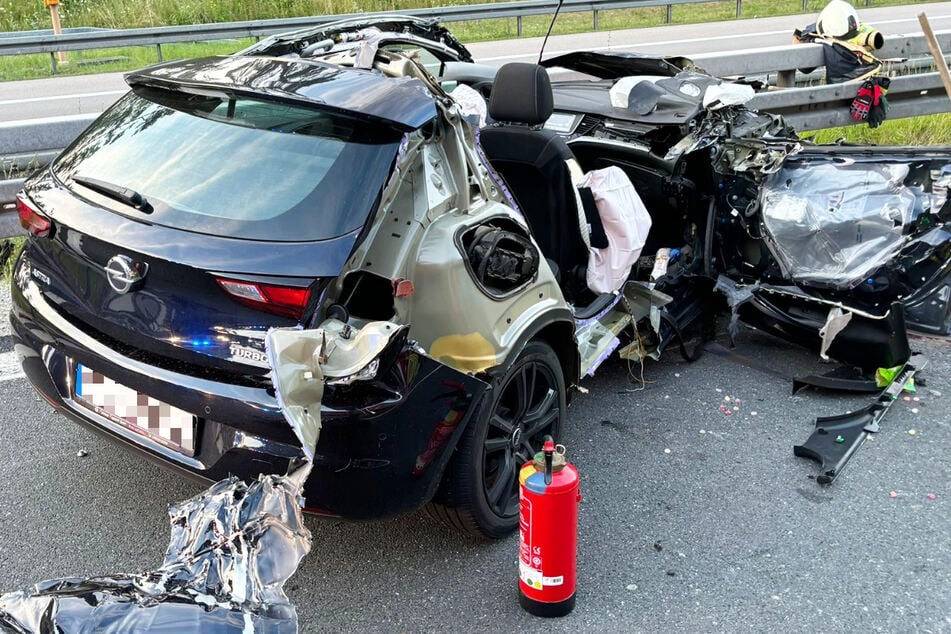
<box><xmin>519</xmin><ymin>561</ymin><xmax>543</xmax><ymax>590</ymax></box>
<box><xmin>519</xmin><ymin>562</ymin><xmax>565</xmax><ymax>588</ymax></box>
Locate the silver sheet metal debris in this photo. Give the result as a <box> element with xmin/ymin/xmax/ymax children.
<box><xmin>0</xmin><ymin>469</ymin><xmax>312</xmax><ymax>633</ymax></box>
<box><xmin>760</xmin><ymin>161</ymin><xmax>915</xmax><ymax>288</ymax></box>
<box><xmin>0</xmin><ymin>328</ymin><xmax>324</xmax><ymax>633</ymax></box>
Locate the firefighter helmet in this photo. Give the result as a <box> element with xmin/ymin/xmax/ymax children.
<box><xmin>816</xmin><ymin>0</ymin><xmax>860</xmax><ymax>39</ymax></box>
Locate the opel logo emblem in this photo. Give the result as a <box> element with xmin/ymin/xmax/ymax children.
<box><xmin>104</xmin><ymin>255</ymin><xmax>148</xmax><ymax>294</ymax></box>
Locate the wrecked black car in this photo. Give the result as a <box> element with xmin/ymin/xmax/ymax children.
<box><xmin>10</xmin><ymin>16</ymin><xmax>951</xmax><ymax>539</ymax></box>
<box><xmin>535</xmin><ymin>50</ymin><xmax>951</xmax><ymax>368</ymax></box>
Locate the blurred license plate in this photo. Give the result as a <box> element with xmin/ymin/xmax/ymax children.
<box><xmin>74</xmin><ymin>364</ymin><xmax>195</xmax><ymax>456</ymax></box>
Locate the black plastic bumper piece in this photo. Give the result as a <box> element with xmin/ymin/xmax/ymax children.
<box><xmin>740</xmin><ymin>295</ymin><xmax>911</xmax><ymax>372</ymax></box>
<box><xmin>793</xmin><ymin>355</ymin><xmax>925</xmax><ymax>485</ymax></box>
<box><xmin>792</xmin><ymin>365</ymin><xmax>880</xmax><ymax>394</ymax></box>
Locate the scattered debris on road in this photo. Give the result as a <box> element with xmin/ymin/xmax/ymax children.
<box><xmin>794</xmin><ymin>356</ymin><xmax>926</xmax><ymax>485</ymax></box>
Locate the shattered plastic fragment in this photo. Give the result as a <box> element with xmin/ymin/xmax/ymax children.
<box><xmin>927</xmin><ymin>493</ymin><xmax>937</xmax><ymax>500</ymax></box>
<box><xmin>664</xmin><ymin>448</ymin><xmax>672</xmax><ymax>454</ymax></box>
<box><xmin>911</xmin><ymin>408</ymin><xmax>919</xmax><ymax>414</ymax></box>
<box><xmin>876</xmin><ymin>366</ymin><xmax>917</xmax><ymax>392</ymax></box>
<box><xmin>265</xmin><ymin>327</ymin><xmax>329</xmax><ymax>462</ymax></box>
<box><xmin>76</xmin><ymin>449</ymin><xmax>88</xmax><ymax>458</ymax></box>
<box><xmin>819</xmin><ymin>307</ymin><xmax>853</xmax><ymax>361</ymax></box>
<box><xmin>889</xmin><ymin>491</ymin><xmax>899</xmax><ymax>498</ymax></box>
<box><xmin>713</xmin><ymin>276</ymin><xmax>761</xmax><ymax>338</ymax></box>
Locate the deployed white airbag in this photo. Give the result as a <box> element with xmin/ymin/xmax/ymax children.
<box><xmin>579</xmin><ymin>166</ymin><xmax>653</xmax><ymax>294</ymax></box>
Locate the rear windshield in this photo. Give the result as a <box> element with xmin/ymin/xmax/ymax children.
<box><xmin>53</xmin><ymin>87</ymin><xmax>403</xmax><ymax>242</ymax></box>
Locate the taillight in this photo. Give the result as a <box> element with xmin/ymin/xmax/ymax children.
<box><xmin>215</xmin><ymin>277</ymin><xmax>311</xmax><ymax>321</ymax></box>
<box><xmin>16</xmin><ymin>194</ymin><xmax>51</xmax><ymax>238</ymax></box>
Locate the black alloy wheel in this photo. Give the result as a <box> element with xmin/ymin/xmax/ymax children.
<box><xmin>427</xmin><ymin>340</ymin><xmax>566</xmax><ymax>539</ymax></box>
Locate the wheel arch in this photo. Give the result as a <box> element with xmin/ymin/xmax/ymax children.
<box><xmin>531</xmin><ymin>320</ymin><xmax>580</xmax><ymax>404</ymax></box>
<box><xmin>478</xmin><ymin>310</ymin><xmax>578</xmax><ymax>395</ymax></box>
<box><xmin>426</xmin><ymin>330</ymin><xmax>571</xmax><ymax>538</ymax></box>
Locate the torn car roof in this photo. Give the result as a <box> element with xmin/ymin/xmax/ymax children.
<box><xmin>541</xmin><ymin>51</ymin><xmax>694</xmax><ymax>79</ymax></box>
<box><xmin>239</xmin><ymin>14</ymin><xmax>474</xmax><ymax>63</ymax></box>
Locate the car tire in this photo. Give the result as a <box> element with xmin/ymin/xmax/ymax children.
<box><xmin>426</xmin><ymin>340</ymin><xmax>566</xmax><ymax>539</ymax></box>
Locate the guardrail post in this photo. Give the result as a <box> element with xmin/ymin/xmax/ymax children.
<box><xmin>802</xmin><ymin>0</ymin><xmax>808</xmax><ymax>10</ymax></box>
<box><xmin>736</xmin><ymin>0</ymin><xmax>742</xmax><ymax>18</ymax></box>
<box><xmin>776</xmin><ymin>69</ymin><xmax>796</xmax><ymax>87</ymax></box>
<box><xmin>517</xmin><ymin>15</ymin><xmax>523</xmax><ymax>37</ymax></box>
<box><xmin>666</xmin><ymin>3</ymin><xmax>672</xmax><ymax>23</ymax></box>
<box><xmin>156</xmin><ymin>43</ymin><xmax>163</xmax><ymax>62</ymax></box>
<box><xmin>49</xmin><ymin>51</ymin><xmax>58</xmax><ymax>75</ymax></box>
<box><xmin>593</xmin><ymin>8</ymin><xmax>599</xmax><ymax>31</ymax></box>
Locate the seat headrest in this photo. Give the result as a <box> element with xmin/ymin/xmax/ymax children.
<box><xmin>488</xmin><ymin>63</ymin><xmax>554</xmax><ymax>125</ymax></box>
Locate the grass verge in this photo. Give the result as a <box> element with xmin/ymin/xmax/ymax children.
<box><xmin>806</xmin><ymin>113</ymin><xmax>951</xmax><ymax>146</ymax></box>
<box><xmin>0</xmin><ymin>236</ymin><xmax>24</xmax><ymax>281</ymax></box>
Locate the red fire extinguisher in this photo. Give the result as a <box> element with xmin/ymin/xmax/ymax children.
<box><xmin>518</xmin><ymin>435</ymin><xmax>580</xmax><ymax>617</ymax></box>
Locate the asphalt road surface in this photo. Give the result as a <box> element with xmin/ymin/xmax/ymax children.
<box><xmin>0</xmin><ymin>284</ymin><xmax>948</xmax><ymax>632</ymax></box>
<box><xmin>3</xmin><ymin>3</ymin><xmax>951</xmax><ymax>121</ymax></box>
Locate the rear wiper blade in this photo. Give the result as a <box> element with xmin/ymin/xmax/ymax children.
<box><xmin>73</xmin><ymin>175</ymin><xmax>153</xmax><ymax>213</ymax></box>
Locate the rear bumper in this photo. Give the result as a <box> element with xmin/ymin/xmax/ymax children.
<box><xmin>10</xmin><ymin>276</ymin><xmax>487</xmax><ymax>519</ymax></box>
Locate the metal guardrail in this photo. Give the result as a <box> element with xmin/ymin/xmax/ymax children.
<box><xmin>0</xmin><ymin>114</ymin><xmax>97</xmax><ymax>155</ymax></box>
<box><xmin>0</xmin><ymin>26</ymin><xmax>114</xmax><ymax>40</ymax></box>
<box><xmin>0</xmin><ymin>179</ymin><xmax>24</xmax><ymax>237</ymax></box>
<box><xmin>692</xmin><ymin>30</ymin><xmax>951</xmax><ymax>130</ymax></box>
<box><xmin>0</xmin><ymin>0</ymin><xmax>837</xmax><ymax>73</ymax></box>
<box><xmin>752</xmin><ymin>72</ymin><xmax>951</xmax><ymax>131</ymax></box>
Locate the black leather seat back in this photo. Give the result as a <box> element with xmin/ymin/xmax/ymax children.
<box><xmin>479</xmin><ymin>63</ymin><xmax>588</xmax><ymax>282</ymax></box>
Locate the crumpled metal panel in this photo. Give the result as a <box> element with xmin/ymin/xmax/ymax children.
<box><xmin>760</xmin><ymin>161</ymin><xmax>915</xmax><ymax>288</ymax></box>
<box><xmin>0</xmin><ymin>325</ymin><xmax>326</xmax><ymax>633</ymax></box>
<box><xmin>0</xmin><ymin>467</ymin><xmax>312</xmax><ymax>633</ymax></box>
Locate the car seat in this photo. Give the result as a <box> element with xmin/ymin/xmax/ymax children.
<box><xmin>479</xmin><ymin>63</ymin><xmax>592</xmax><ymax>298</ymax></box>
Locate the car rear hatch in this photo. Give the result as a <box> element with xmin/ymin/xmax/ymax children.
<box><xmin>18</xmin><ymin>61</ymin><xmax>410</xmax><ymax>375</ymax></box>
